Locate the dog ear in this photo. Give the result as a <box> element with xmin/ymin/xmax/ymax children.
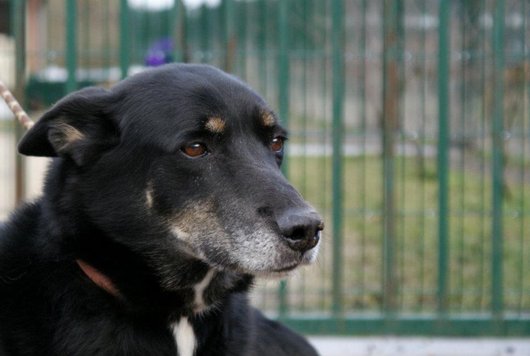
<box><xmin>18</xmin><ymin>87</ymin><xmax>119</xmax><ymax>166</ymax></box>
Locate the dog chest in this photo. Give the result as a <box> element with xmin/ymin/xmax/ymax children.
<box><xmin>172</xmin><ymin>317</ymin><xmax>196</xmax><ymax>356</ymax></box>
<box><xmin>170</xmin><ymin>268</ymin><xmax>217</xmax><ymax>356</ymax></box>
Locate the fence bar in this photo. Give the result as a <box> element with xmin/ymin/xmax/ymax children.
<box><xmin>382</xmin><ymin>0</ymin><xmax>399</xmax><ymax>315</ymax></box>
<box><xmin>12</xmin><ymin>0</ymin><xmax>26</xmax><ymax>204</ymax></box>
<box><xmin>491</xmin><ymin>0</ymin><xmax>505</xmax><ymax>318</ymax></box>
<box><xmin>359</xmin><ymin>0</ymin><xmax>367</xmax><ymax>307</ymax></box>
<box><xmin>479</xmin><ymin>0</ymin><xmax>487</xmax><ymax>311</ymax></box>
<box><xmin>437</xmin><ymin>0</ymin><xmax>450</xmax><ymax>315</ymax></box>
<box><xmin>65</xmin><ymin>0</ymin><xmax>77</xmax><ymax>93</ymax></box>
<box><xmin>257</xmin><ymin>0</ymin><xmax>267</xmax><ymax>96</ymax></box>
<box><xmin>171</xmin><ymin>0</ymin><xmax>184</xmax><ymax>63</ymax></box>
<box><xmin>277</xmin><ymin>0</ymin><xmax>290</xmax><ymax>318</ymax></box>
<box><xmin>331</xmin><ymin>0</ymin><xmax>345</xmax><ymax>316</ymax></box>
<box><xmin>317</xmin><ymin>0</ymin><xmax>329</xmax><ymax>312</ymax></box>
<box><xmin>222</xmin><ymin>0</ymin><xmax>235</xmax><ymax>72</ymax></box>
<box><xmin>119</xmin><ymin>0</ymin><xmax>130</xmax><ymax>79</ymax></box>
<box><xmin>396</xmin><ymin>0</ymin><xmax>405</xmax><ymax>310</ymax></box>
<box><xmin>418</xmin><ymin>0</ymin><xmax>428</xmax><ymax>311</ymax></box>
<box><xmin>521</xmin><ymin>0</ymin><xmax>529</xmax><ymax>316</ymax></box>
<box><xmin>81</xmin><ymin>1</ymin><xmax>89</xmax><ymax>70</ymax></box>
<box><xmin>283</xmin><ymin>315</ymin><xmax>530</xmax><ymax>336</ymax></box>
<box><xmin>299</xmin><ymin>0</ymin><xmax>309</xmax><ymax>312</ymax></box>
<box><xmin>104</xmin><ymin>1</ymin><xmax>112</xmax><ymax>69</ymax></box>
<box><xmin>237</xmin><ymin>1</ymin><xmax>248</xmax><ymax>78</ymax></box>
<box><xmin>200</xmin><ymin>6</ymin><xmax>210</xmax><ymax>63</ymax></box>
<box><xmin>456</xmin><ymin>3</ymin><xmax>465</xmax><ymax>311</ymax></box>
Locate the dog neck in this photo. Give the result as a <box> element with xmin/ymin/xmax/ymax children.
<box><xmin>76</xmin><ymin>259</ymin><xmax>122</xmax><ymax>299</ymax></box>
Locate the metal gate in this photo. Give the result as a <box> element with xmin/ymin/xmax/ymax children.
<box><xmin>2</xmin><ymin>0</ymin><xmax>529</xmax><ymax>335</ymax></box>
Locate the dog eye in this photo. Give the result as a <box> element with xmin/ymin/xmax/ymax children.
<box><xmin>271</xmin><ymin>137</ymin><xmax>285</xmax><ymax>153</ymax></box>
<box><xmin>181</xmin><ymin>142</ymin><xmax>208</xmax><ymax>158</ymax></box>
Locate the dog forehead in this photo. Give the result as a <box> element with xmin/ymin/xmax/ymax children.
<box><xmin>118</xmin><ymin>64</ymin><xmax>260</xmax><ymax>104</ymax></box>
<box><xmin>107</xmin><ymin>65</ymin><xmax>284</xmax><ymax>154</ymax></box>
<box><xmin>115</xmin><ymin>66</ymin><xmax>271</xmax><ymax>135</ymax></box>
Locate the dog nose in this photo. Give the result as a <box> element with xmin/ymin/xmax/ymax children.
<box><xmin>277</xmin><ymin>209</ymin><xmax>324</xmax><ymax>253</ymax></box>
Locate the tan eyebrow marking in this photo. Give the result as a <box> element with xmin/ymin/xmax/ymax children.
<box><xmin>262</xmin><ymin>112</ymin><xmax>276</xmax><ymax>127</ymax></box>
<box><xmin>205</xmin><ymin>116</ymin><xmax>226</xmax><ymax>134</ymax></box>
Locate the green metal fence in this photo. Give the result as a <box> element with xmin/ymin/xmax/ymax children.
<box><xmin>3</xmin><ymin>0</ymin><xmax>530</xmax><ymax>336</ymax></box>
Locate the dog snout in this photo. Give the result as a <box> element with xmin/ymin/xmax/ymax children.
<box><xmin>277</xmin><ymin>209</ymin><xmax>324</xmax><ymax>253</ymax></box>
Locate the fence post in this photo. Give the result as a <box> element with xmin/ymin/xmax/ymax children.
<box><xmin>437</xmin><ymin>0</ymin><xmax>451</xmax><ymax>317</ymax></box>
<box><xmin>277</xmin><ymin>0</ymin><xmax>290</xmax><ymax>318</ymax></box>
<box><xmin>222</xmin><ymin>0</ymin><xmax>235</xmax><ymax>72</ymax></box>
<box><xmin>331</xmin><ymin>0</ymin><xmax>345</xmax><ymax>317</ymax></box>
<box><xmin>382</xmin><ymin>0</ymin><xmax>400</xmax><ymax>317</ymax></box>
<box><xmin>65</xmin><ymin>0</ymin><xmax>77</xmax><ymax>93</ymax></box>
<box><xmin>171</xmin><ymin>0</ymin><xmax>184</xmax><ymax>63</ymax></box>
<box><xmin>199</xmin><ymin>5</ymin><xmax>210</xmax><ymax>63</ymax></box>
<box><xmin>12</xmin><ymin>0</ymin><xmax>26</xmax><ymax>205</ymax></box>
<box><xmin>257</xmin><ymin>0</ymin><xmax>267</xmax><ymax>95</ymax></box>
<box><xmin>119</xmin><ymin>0</ymin><xmax>130</xmax><ymax>79</ymax></box>
<box><xmin>491</xmin><ymin>0</ymin><xmax>505</xmax><ymax>320</ymax></box>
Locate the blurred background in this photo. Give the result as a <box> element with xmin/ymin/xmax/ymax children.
<box><xmin>0</xmin><ymin>0</ymin><xmax>529</xmax><ymax>339</ymax></box>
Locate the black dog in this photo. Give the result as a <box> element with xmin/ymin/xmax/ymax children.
<box><xmin>0</xmin><ymin>64</ymin><xmax>323</xmax><ymax>355</ymax></box>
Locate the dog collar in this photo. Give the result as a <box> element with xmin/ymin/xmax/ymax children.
<box><xmin>76</xmin><ymin>259</ymin><xmax>122</xmax><ymax>299</ymax></box>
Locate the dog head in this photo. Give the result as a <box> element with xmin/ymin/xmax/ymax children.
<box><xmin>18</xmin><ymin>64</ymin><xmax>323</xmax><ymax>286</ymax></box>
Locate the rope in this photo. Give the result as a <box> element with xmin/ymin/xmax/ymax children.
<box><xmin>0</xmin><ymin>79</ymin><xmax>34</xmax><ymax>130</ymax></box>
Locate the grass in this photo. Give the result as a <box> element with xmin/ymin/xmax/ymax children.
<box><xmin>252</xmin><ymin>153</ymin><xmax>530</xmax><ymax>315</ymax></box>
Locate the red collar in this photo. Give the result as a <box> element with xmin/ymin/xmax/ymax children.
<box><xmin>76</xmin><ymin>259</ymin><xmax>122</xmax><ymax>299</ymax></box>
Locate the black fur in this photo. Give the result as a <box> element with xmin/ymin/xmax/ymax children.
<box><xmin>0</xmin><ymin>64</ymin><xmax>322</xmax><ymax>355</ymax></box>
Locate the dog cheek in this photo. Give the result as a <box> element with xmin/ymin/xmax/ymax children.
<box><xmin>166</xmin><ymin>200</ymin><xmax>229</xmax><ymax>257</ymax></box>
<box><xmin>164</xmin><ymin>200</ymin><xmax>299</xmax><ymax>274</ymax></box>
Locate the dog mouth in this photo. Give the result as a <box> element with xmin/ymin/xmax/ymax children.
<box><xmin>271</xmin><ymin>262</ymin><xmax>300</xmax><ymax>273</ymax></box>
<box><xmin>268</xmin><ymin>244</ymin><xmax>320</xmax><ymax>275</ymax></box>
<box><xmin>239</xmin><ymin>230</ymin><xmax>322</xmax><ymax>277</ymax></box>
